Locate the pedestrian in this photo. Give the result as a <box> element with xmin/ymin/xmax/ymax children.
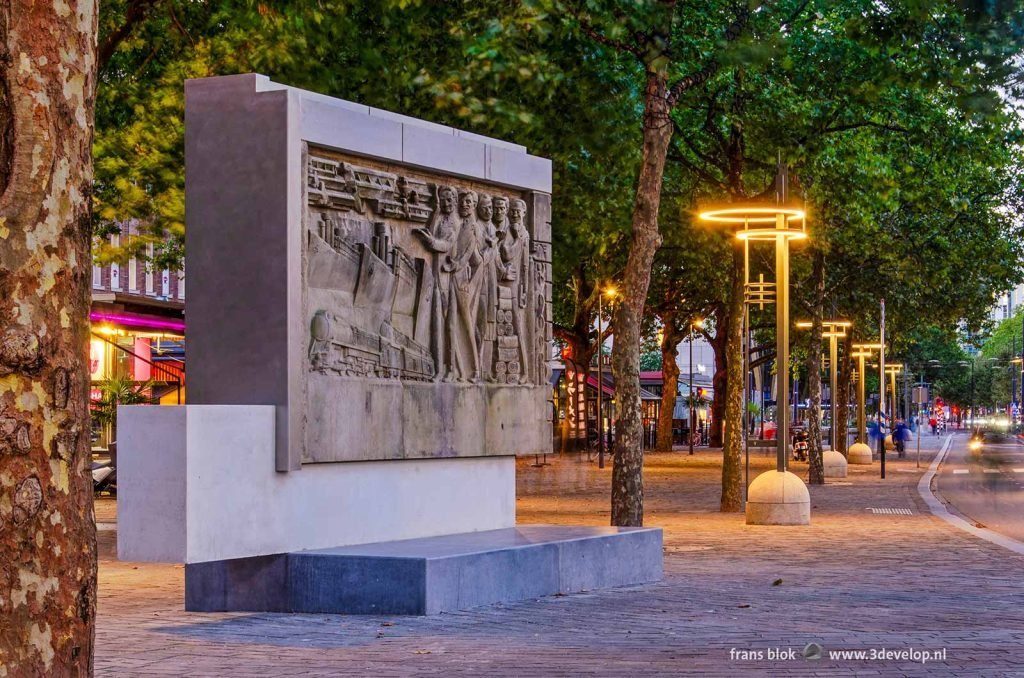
<box><xmin>929</xmin><ymin>414</ymin><xmax>937</xmax><ymax>436</ymax></box>
<box><xmin>868</xmin><ymin>417</ymin><xmax>881</xmax><ymax>447</ymax></box>
<box><xmin>894</xmin><ymin>417</ymin><xmax>910</xmax><ymax>458</ymax></box>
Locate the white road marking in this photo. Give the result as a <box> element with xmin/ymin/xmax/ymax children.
<box><xmin>1014</xmin><ymin>469</ymin><xmax>1024</xmax><ymax>473</ymax></box>
<box><xmin>952</xmin><ymin>469</ymin><xmax>969</xmax><ymax>475</ymax></box>
<box><xmin>983</xmin><ymin>469</ymin><xmax>1001</xmax><ymax>474</ymax></box>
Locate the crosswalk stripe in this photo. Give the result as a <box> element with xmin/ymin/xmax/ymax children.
<box><xmin>983</xmin><ymin>469</ymin><xmax>1000</xmax><ymax>474</ymax></box>
<box><xmin>952</xmin><ymin>469</ymin><xmax>969</xmax><ymax>474</ymax></box>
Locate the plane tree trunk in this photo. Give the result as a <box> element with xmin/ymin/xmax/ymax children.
<box><xmin>611</xmin><ymin>66</ymin><xmax>671</xmax><ymax>527</ymax></box>
<box><xmin>720</xmin><ymin>246</ymin><xmax>745</xmax><ymax>511</ymax></box>
<box><xmin>655</xmin><ymin>315</ymin><xmax>684</xmax><ymax>452</ymax></box>
<box><xmin>0</xmin><ymin>1</ymin><xmax>99</xmax><ymax>673</ymax></box>
<box><xmin>806</xmin><ymin>250</ymin><xmax>826</xmax><ymax>484</ymax></box>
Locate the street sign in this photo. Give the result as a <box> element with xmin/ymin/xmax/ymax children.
<box><xmin>912</xmin><ymin>386</ymin><xmax>929</xmax><ymax>404</ymax></box>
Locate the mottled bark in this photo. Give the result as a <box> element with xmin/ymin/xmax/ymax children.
<box><xmin>836</xmin><ymin>338</ymin><xmax>853</xmax><ymax>456</ymax></box>
<box><xmin>0</xmin><ymin>1</ymin><xmax>98</xmax><ymax>674</ymax></box>
<box><xmin>720</xmin><ymin>247</ymin><xmax>745</xmax><ymax>511</ymax></box>
<box><xmin>806</xmin><ymin>251</ymin><xmax>825</xmax><ymax>484</ymax></box>
<box><xmin>708</xmin><ymin>307</ymin><xmax>728</xmax><ymax>447</ymax></box>
<box><xmin>655</xmin><ymin>317</ymin><xmax>683</xmax><ymax>452</ymax></box>
<box><xmin>611</xmin><ymin>67</ymin><xmax>671</xmax><ymax>527</ymax></box>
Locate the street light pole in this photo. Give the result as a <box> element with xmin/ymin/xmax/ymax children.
<box><xmin>776</xmin><ymin>228</ymin><xmax>790</xmax><ymax>473</ymax></box>
<box><xmin>879</xmin><ymin>299</ymin><xmax>886</xmax><ymax>479</ymax></box>
<box><xmin>597</xmin><ymin>290</ymin><xmax>604</xmax><ymax>469</ymax></box>
<box><xmin>689</xmin><ymin>323</ymin><xmax>694</xmax><ymax>456</ymax></box>
<box><xmin>699</xmin><ymin>195</ymin><xmax>809</xmax><ymax>525</ymax></box>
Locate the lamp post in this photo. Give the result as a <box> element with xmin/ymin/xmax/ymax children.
<box><xmin>688</xmin><ymin>318</ymin><xmax>704</xmax><ymax>455</ymax></box>
<box><xmin>886</xmin><ymin>364</ymin><xmax>903</xmax><ymax>424</ymax></box>
<box><xmin>597</xmin><ymin>285</ymin><xmax>617</xmax><ymax>470</ymax></box>
<box><xmin>849</xmin><ymin>342</ymin><xmax>881</xmax><ymax>465</ymax></box>
<box><xmin>700</xmin><ymin>195</ymin><xmax>810</xmax><ymax>525</ymax></box>
<box><xmin>796</xmin><ymin>320</ymin><xmax>851</xmax><ymax>451</ymax></box>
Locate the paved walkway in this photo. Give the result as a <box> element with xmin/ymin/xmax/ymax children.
<box><xmin>94</xmin><ymin>433</ymin><xmax>1024</xmax><ymax>676</ymax></box>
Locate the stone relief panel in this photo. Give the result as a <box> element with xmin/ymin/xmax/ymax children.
<box><xmin>304</xmin><ymin>147</ymin><xmax>551</xmax><ymax>388</ymax></box>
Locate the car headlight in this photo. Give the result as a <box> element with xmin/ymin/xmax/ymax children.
<box><xmin>969</xmin><ymin>440</ymin><xmax>982</xmax><ymax>451</ymax></box>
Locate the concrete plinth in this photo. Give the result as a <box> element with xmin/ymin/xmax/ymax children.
<box><xmin>186</xmin><ymin>525</ymin><xmax>663</xmax><ymax>615</ymax></box>
<box><xmin>823</xmin><ymin>449</ymin><xmax>848</xmax><ymax>478</ymax></box>
<box><xmin>745</xmin><ymin>470</ymin><xmax>810</xmax><ymax>526</ymax></box>
<box><xmin>848</xmin><ymin>442</ymin><xmax>873</xmax><ymax>465</ymax></box>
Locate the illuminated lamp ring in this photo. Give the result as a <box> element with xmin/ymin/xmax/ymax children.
<box><xmin>699</xmin><ymin>206</ymin><xmax>806</xmax><ymax>224</ymax></box>
<box><xmin>852</xmin><ymin>343</ymin><xmax>883</xmax><ymax>350</ymax></box>
<box><xmin>736</xmin><ymin>228</ymin><xmax>807</xmax><ymax>241</ymax></box>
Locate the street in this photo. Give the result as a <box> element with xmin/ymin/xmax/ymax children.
<box><xmin>92</xmin><ymin>437</ymin><xmax>1024</xmax><ymax>676</ymax></box>
<box><xmin>936</xmin><ymin>430</ymin><xmax>1024</xmax><ymax>543</ymax></box>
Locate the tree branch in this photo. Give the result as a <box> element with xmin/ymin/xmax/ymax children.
<box><xmin>822</xmin><ymin>121</ymin><xmax>910</xmax><ymax>135</ymax></box>
<box><xmin>666</xmin><ymin>3</ymin><xmax>754</xmax><ymax>105</ymax></box>
<box><xmin>577</xmin><ymin>17</ymin><xmax>643</xmax><ymax>58</ymax></box>
<box><xmin>98</xmin><ymin>0</ymin><xmax>159</xmax><ymax>70</ymax></box>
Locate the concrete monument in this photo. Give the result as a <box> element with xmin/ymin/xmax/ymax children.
<box><xmin>118</xmin><ymin>74</ymin><xmax>661</xmax><ymax>615</ymax></box>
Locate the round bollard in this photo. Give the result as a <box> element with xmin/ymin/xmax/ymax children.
<box><xmin>823</xmin><ymin>449</ymin><xmax>848</xmax><ymax>478</ymax></box>
<box><xmin>848</xmin><ymin>442</ymin><xmax>873</xmax><ymax>465</ymax></box>
<box><xmin>745</xmin><ymin>470</ymin><xmax>810</xmax><ymax>525</ymax></box>
<box><xmin>884</xmin><ymin>434</ymin><xmax>894</xmax><ymax>451</ymax></box>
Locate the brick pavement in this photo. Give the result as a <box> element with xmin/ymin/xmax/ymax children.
<box><xmin>93</xmin><ymin>432</ymin><xmax>1024</xmax><ymax>676</ymax></box>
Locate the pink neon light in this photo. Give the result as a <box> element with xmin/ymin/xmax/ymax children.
<box><xmin>89</xmin><ymin>311</ymin><xmax>186</xmax><ymax>332</ymax></box>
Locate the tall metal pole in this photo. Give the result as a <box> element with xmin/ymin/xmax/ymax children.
<box><xmin>776</xmin><ymin>223</ymin><xmax>789</xmax><ymax>473</ymax></box>
<box><xmin>743</xmin><ymin>239</ymin><xmax>751</xmax><ymax>495</ymax></box>
<box><xmin>829</xmin><ymin>333</ymin><xmax>838</xmax><ymax>451</ymax></box>
<box><xmin>916</xmin><ymin>368</ymin><xmax>923</xmax><ymax>467</ymax></box>
<box><xmin>597</xmin><ymin>292</ymin><xmax>604</xmax><ymax>469</ymax></box>
<box><xmin>857</xmin><ymin>354</ymin><xmax>867</xmax><ymax>444</ymax></box>
<box><xmin>743</xmin><ymin>306</ymin><xmax>750</xmax><ymax>493</ymax></box>
<box><xmin>1013</xmin><ymin>334</ymin><xmax>1017</xmax><ymax>417</ymax></box>
<box><xmin>879</xmin><ymin>299</ymin><xmax>886</xmax><ymax>479</ymax></box>
<box><xmin>689</xmin><ymin>325</ymin><xmax>695</xmax><ymax>455</ymax></box>
<box><xmin>904</xmin><ymin>368</ymin><xmax>911</xmax><ymax>422</ymax></box>
<box><xmin>970</xmin><ymin>360</ymin><xmax>975</xmax><ymax>431</ymax></box>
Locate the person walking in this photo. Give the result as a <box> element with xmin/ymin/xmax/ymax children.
<box><xmin>929</xmin><ymin>414</ymin><xmax>937</xmax><ymax>436</ymax></box>
<box><xmin>894</xmin><ymin>417</ymin><xmax>910</xmax><ymax>459</ymax></box>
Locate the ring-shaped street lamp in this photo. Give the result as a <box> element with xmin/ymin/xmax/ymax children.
<box><xmin>795</xmin><ymin>319</ymin><xmax>852</xmax><ymax>453</ymax></box>
<box><xmin>698</xmin><ymin>206</ymin><xmax>806</xmax><ymax>224</ymax></box>
<box><xmin>700</xmin><ymin>202</ymin><xmax>809</xmax><ymax>524</ymax></box>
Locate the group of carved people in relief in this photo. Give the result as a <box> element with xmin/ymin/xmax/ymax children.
<box><xmin>413</xmin><ymin>187</ymin><xmax>532</xmax><ymax>383</ymax></box>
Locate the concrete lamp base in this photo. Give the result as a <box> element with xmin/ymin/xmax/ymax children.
<box><xmin>823</xmin><ymin>449</ymin><xmax>848</xmax><ymax>478</ymax></box>
<box><xmin>847</xmin><ymin>442</ymin><xmax>873</xmax><ymax>465</ymax></box>
<box><xmin>745</xmin><ymin>470</ymin><xmax>811</xmax><ymax>526</ymax></box>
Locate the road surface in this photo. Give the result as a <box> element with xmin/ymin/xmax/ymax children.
<box><xmin>936</xmin><ymin>430</ymin><xmax>1024</xmax><ymax>542</ymax></box>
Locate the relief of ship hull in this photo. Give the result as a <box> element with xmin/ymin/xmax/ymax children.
<box><xmin>307</xmin><ymin>227</ymin><xmax>434</xmax><ymax>381</ymax></box>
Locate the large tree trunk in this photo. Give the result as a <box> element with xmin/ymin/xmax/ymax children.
<box><xmin>611</xmin><ymin>67</ymin><xmax>671</xmax><ymax>527</ymax></box>
<box><xmin>708</xmin><ymin>305</ymin><xmax>728</xmax><ymax>447</ymax></box>
<box><xmin>0</xmin><ymin>1</ymin><xmax>99</xmax><ymax>674</ymax></box>
<box><xmin>720</xmin><ymin>247</ymin><xmax>745</xmax><ymax>511</ymax></box>
<box><xmin>806</xmin><ymin>251</ymin><xmax>825</xmax><ymax>484</ymax></box>
<box><xmin>836</xmin><ymin>335</ymin><xmax>853</xmax><ymax>456</ymax></box>
<box><xmin>655</xmin><ymin>317</ymin><xmax>683</xmax><ymax>452</ymax></box>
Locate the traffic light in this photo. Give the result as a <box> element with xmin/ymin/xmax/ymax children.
<box><xmin>696</xmin><ymin>387</ymin><xmax>704</xmax><ymax>399</ymax></box>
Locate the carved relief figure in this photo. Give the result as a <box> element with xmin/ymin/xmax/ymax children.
<box><xmin>476</xmin><ymin>194</ymin><xmax>500</xmax><ymax>376</ymax></box>
<box><xmin>305</xmin><ymin>152</ymin><xmax>549</xmax><ymax>386</ymax></box>
<box><xmin>413</xmin><ymin>185</ymin><xmax>458</xmax><ymax>378</ymax></box>
<box><xmin>496</xmin><ymin>198</ymin><xmax>531</xmax><ymax>383</ymax></box>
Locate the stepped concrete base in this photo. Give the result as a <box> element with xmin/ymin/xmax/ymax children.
<box><xmin>185</xmin><ymin>525</ymin><xmax>663</xmax><ymax>615</ymax></box>
<box><xmin>745</xmin><ymin>470</ymin><xmax>810</xmax><ymax>526</ymax></box>
<box><xmin>848</xmin><ymin>442</ymin><xmax>873</xmax><ymax>465</ymax></box>
<box><xmin>823</xmin><ymin>449</ymin><xmax>848</xmax><ymax>478</ymax></box>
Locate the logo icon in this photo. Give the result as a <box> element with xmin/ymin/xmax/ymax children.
<box><xmin>802</xmin><ymin>642</ymin><xmax>823</xmax><ymax>660</ymax></box>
